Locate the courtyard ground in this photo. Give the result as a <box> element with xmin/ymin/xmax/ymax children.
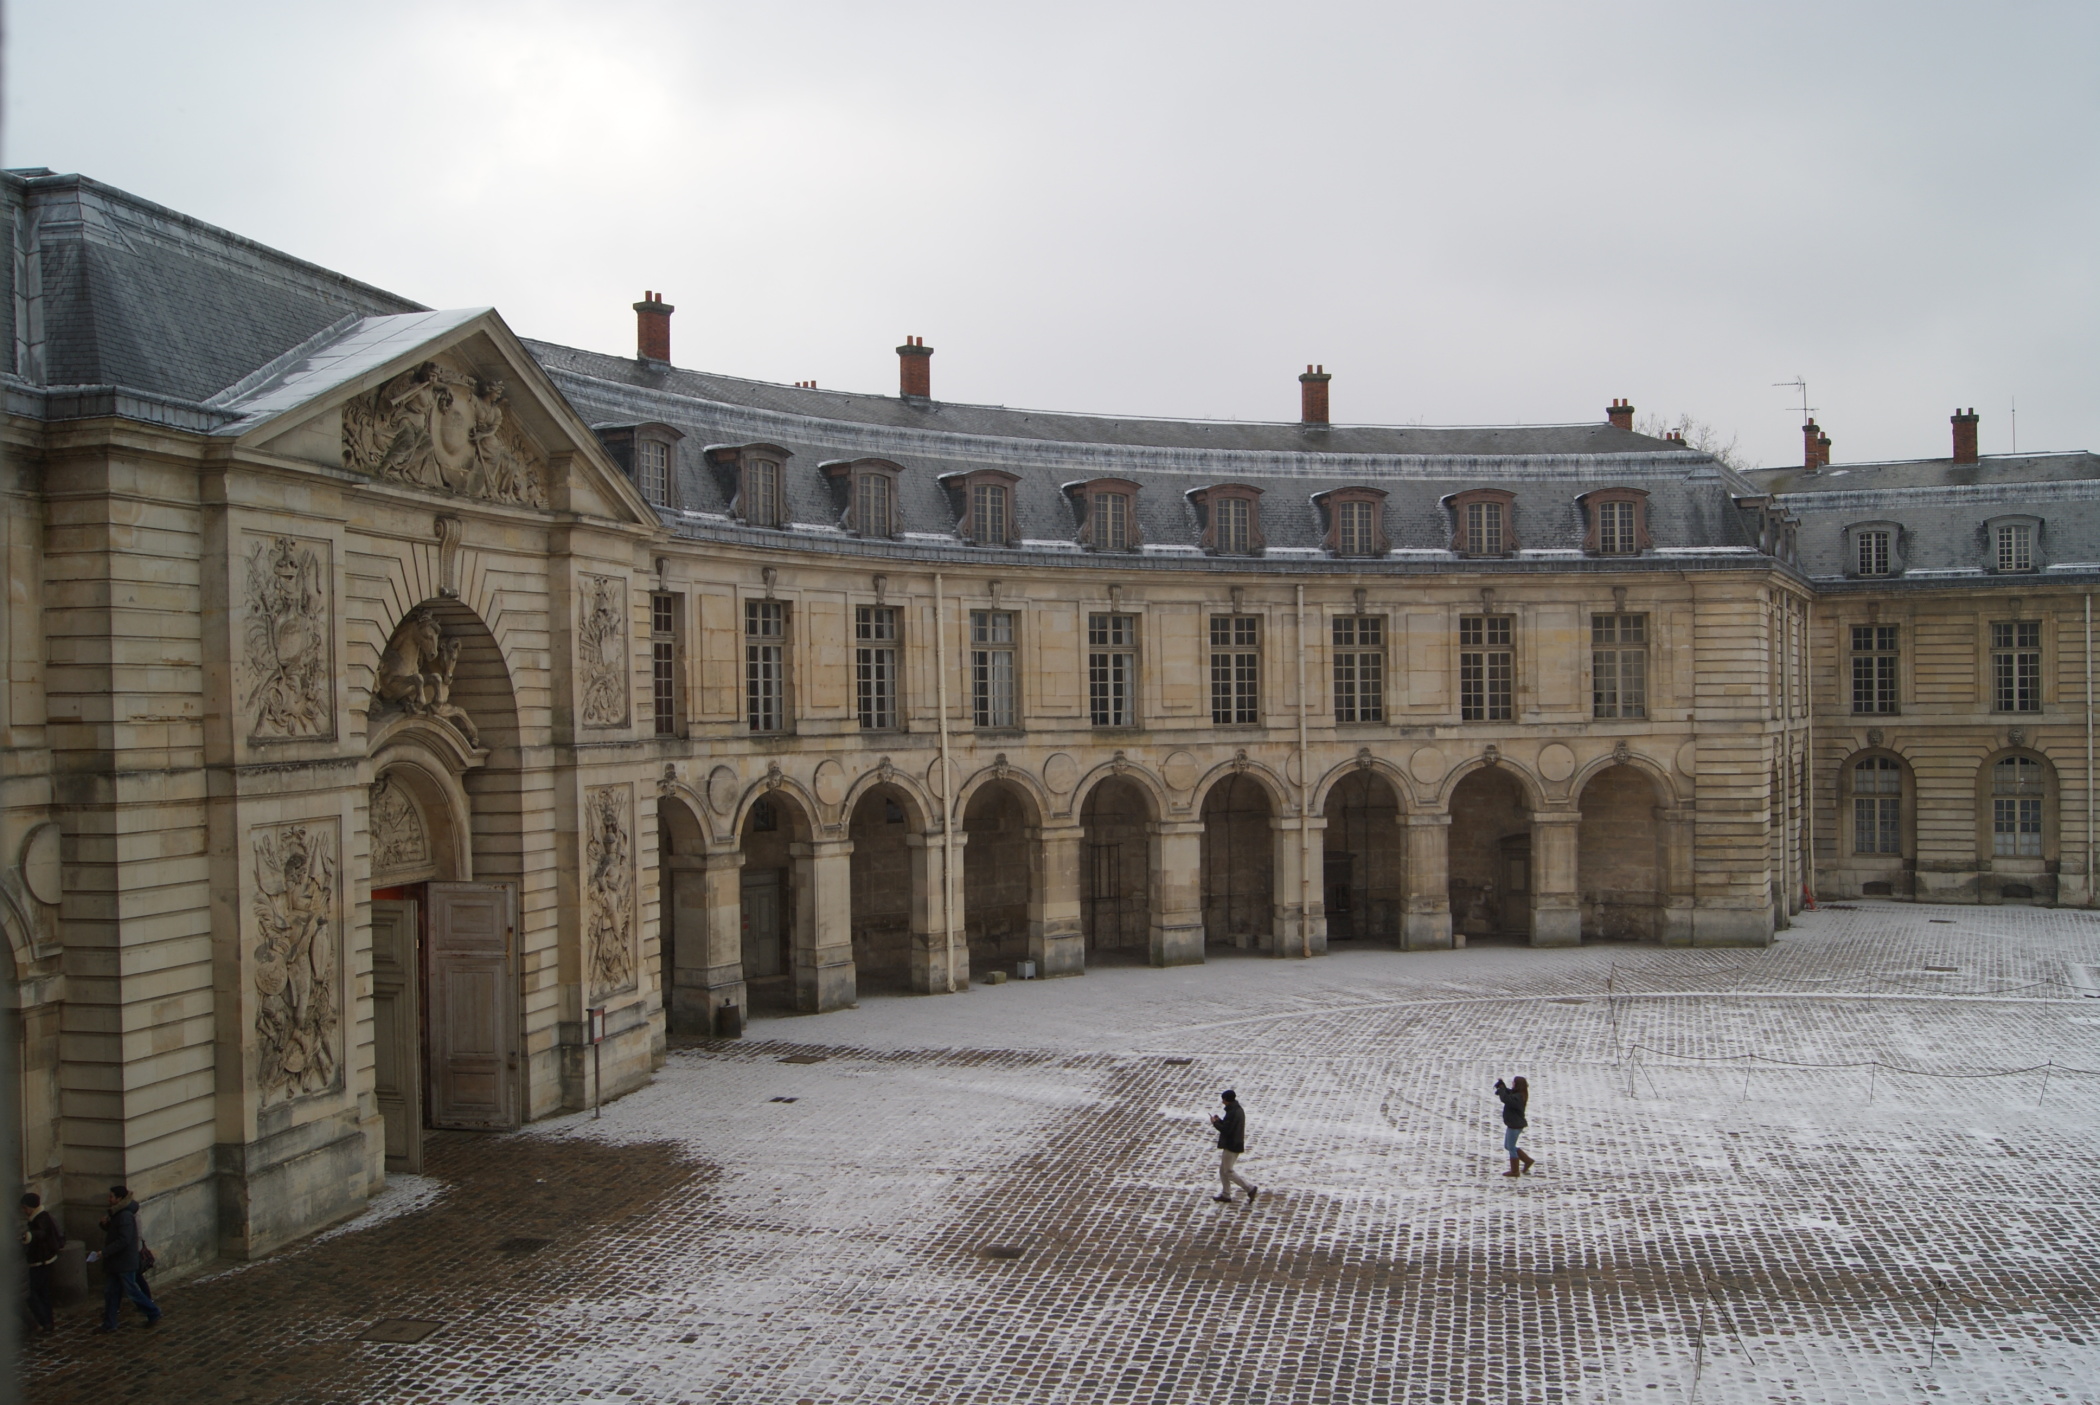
<box><xmin>24</xmin><ymin>901</ymin><xmax>2100</xmax><ymax>1404</ymax></box>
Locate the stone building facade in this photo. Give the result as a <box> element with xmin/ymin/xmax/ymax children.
<box><xmin>5</xmin><ymin>169</ymin><xmax>2070</xmax><ymax>1273</ymax></box>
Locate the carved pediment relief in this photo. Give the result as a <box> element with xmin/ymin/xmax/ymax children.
<box><xmin>343</xmin><ymin>355</ymin><xmax>549</xmax><ymax>507</ymax></box>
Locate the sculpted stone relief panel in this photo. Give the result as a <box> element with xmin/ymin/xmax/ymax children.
<box><xmin>578</xmin><ymin>574</ymin><xmax>630</xmax><ymax>728</ymax></box>
<box><xmin>375</xmin><ymin>607</ymin><xmax>482</xmax><ymax>747</ymax></box>
<box><xmin>586</xmin><ymin>784</ymin><xmax>637</xmax><ymax>998</ymax></box>
<box><xmin>252</xmin><ymin>820</ymin><xmax>341</xmax><ymax>1107</ymax></box>
<box><xmin>342</xmin><ymin>356</ymin><xmax>549</xmax><ymax>507</ymax></box>
<box><xmin>241</xmin><ymin>534</ymin><xmax>334</xmax><ymax>741</ymax></box>
<box><xmin>368</xmin><ymin>773</ymin><xmax>430</xmax><ymax>877</ymax></box>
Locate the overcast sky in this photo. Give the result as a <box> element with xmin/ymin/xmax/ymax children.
<box><xmin>11</xmin><ymin>1</ymin><xmax>2098</xmax><ymax>466</ymax></box>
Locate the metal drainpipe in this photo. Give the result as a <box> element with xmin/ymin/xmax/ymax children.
<box><xmin>1803</xmin><ymin>599</ymin><xmax>1816</xmax><ymax>906</ymax></box>
<box><xmin>2086</xmin><ymin>594</ymin><xmax>2094</xmax><ymax>904</ymax></box>
<box><xmin>936</xmin><ymin>573</ymin><xmax>956</xmax><ymax>990</ymax></box>
<box><xmin>1297</xmin><ymin>584</ymin><xmax>1311</xmax><ymax>958</ymax></box>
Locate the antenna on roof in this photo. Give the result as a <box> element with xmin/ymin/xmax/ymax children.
<box><xmin>1772</xmin><ymin>377</ymin><xmax>1815</xmax><ymax>423</ymax></box>
<box><xmin>2010</xmin><ymin>394</ymin><xmax>2017</xmax><ymax>454</ymax></box>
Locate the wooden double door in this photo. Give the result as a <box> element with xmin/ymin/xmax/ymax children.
<box><xmin>372</xmin><ymin>882</ymin><xmax>519</xmax><ymax>1171</ymax></box>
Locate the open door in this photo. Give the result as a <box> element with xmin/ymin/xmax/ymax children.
<box><xmin>426</xmin><ymin>881</ymin><xmax>519</xmax><ymax>1130</ymax></box>
<box><xmin>371</xmin><ymin>898</ymin><xmax>423</xmax><ymax>1171</ymax></box>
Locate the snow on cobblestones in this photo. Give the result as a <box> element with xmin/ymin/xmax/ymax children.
<box><xmin>28</xmin><ymin>902</ymin><xmax>2100</xmax><ymax>1403</ymax></box>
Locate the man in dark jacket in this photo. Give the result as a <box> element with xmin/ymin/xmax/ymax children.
<box><xmin>93</xmin><ymin>1186</ymin><xmax>160</xmax><ymax>1331</ymax></box>
<box><xmin>20</xmin><ymin>1192</ymin><xmax>63</xmax><ymax>1333</ymax></box>
<box><xmin>1208</xmin><ymin>1090</ymin><xmax>1260</xmax><ymax>1205</ymax></box>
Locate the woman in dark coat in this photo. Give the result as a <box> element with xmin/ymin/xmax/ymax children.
<box><xmin>1495</xmin><ymin>1077</ymin><xmax>1535</xmax><ymax>1177</ymax></box>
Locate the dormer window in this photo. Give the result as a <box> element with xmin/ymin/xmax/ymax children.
<box><xmin>1843</xmin><ymin>521</ymin><xmax>1902</xmax><ymax>578</ymax></box>
<box><xmin>639</xmin><ymin>440</ymin><xmax>670</xmax><ymax>505</ymax></box>
<box><xmin>1188</xmin><ymin>484</ymin><xmax>1265</xmax><ymax>556</ymax></box>
<box><xmin>1068</xmin><ymin>478</ymin><xmax>1141</xmax><ymax>552</ymax></box>
<box><xmin>941</xmin><ymin>469</ymin><xmax>1021</xmax><ymax>546</ymax></box>
<box><xmin>593</xmin><ymin>422</ymin><xmax>685</xmax><ymax>509</ymax></box>
<box><xmin>1992</xmin><ymin>518</ymin><xmax>2037</xmax><ymax>573</ymax></box>
<box><xmin>1446</xmin><ymin>489</ymin><xmax>1517</xmax><ymax>558</ymax></box>
<box><xmin>824</xmin><ymin>458</ymin><xmax>904</xmax><ymax>538</ymax></box>
<box><xmin>1315</xmin><ymin>487</ymin><xmax>1389</xmax><ymax>558</ymax></box>
<box><xmin>707</xmin><ymin>443</ymin><xmax>793</xmax><ymax>529</ymax></box>
<box><xmin>1577</xmin><ymin>488</ymin><xmax>1651</xmax><ymax>556</ymax></box>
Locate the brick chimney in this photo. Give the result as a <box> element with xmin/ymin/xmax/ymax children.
<box><xmin>1817</xmin><ymin>430</ymin><xmax>1832</xmax><ymax>467</ymax></box>
<box><xmin>1299</xmin><ymin>365</ymin><xmax>1331</xmax><ymax>425</ymax></box>
<box><xmin>1951</xmin><ymin>406</ymin><xmax>1979</xmax><ymax>464</ymax></box>
<box><xmin>633</xmin><ymin>291</ymin><xmax>673</xmax><ymax>363</ymax></box>
<box><xmin>1802</xmin><ymin>419</ymin><xmax>1831</xmax><ymax>472</ymax></box>
<box><xmin>1606</xmin><ymin>397</ymin><xmax>1634</xmax><ymax>431</ymax></box>
<box><xmin>897</xmin><ymin>336</ymin><xmax>933</xmax><ymax>398</ymax></box>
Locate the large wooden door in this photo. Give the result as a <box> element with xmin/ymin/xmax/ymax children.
<box><xmin>426</xmin><ymin>882</ymin><xmax>518</xmax><ymax>1130</ymax></box>
<box><xmin>741</xmin><ymin>872</ymin><xmax>784</xmax><ymax>978</ymax></box>
<box><xmin>371</xmin><ymin>898</ymin><xmax>423</xmax><ymax>1171</ymax></box>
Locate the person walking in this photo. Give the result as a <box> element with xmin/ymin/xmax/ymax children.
<box><xmin>91</xmin><ymin>1186</ymin><xmax>160</xmax><ymax>1332</ymax></box>
<box><xmin>1495</xmin><ymin>1076</ymin><xmax>1534</xmax><ymax>1177</ymax></box>
<box><xmin>1209</xmin><ymin>1089</ymin><xmax>1260</xmax><ymax>1205</ymax></box>
<box><xmin>20</xmin><ymin>1193</ymin><xmax>63</xmax><ymax>1334</ymax></box>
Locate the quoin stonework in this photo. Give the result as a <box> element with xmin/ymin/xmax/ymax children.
<box><xmin>3</xmin><ymin>169</ymin><xmax>2092</xmax><ymax>1272</ymax></box>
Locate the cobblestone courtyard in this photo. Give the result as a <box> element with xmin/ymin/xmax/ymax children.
<box><xmin>27</xmin><ymin>903</ymin><xmax>2100</xmax><ymax>1404</ymax></box>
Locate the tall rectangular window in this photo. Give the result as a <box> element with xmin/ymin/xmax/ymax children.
<box><xmin>744</xmin><ymin>600</ymin><xmax>786</xmax><ymax>732</ymax></box>
<box><xmin>744</xmin><ymin>461</ymin><xmax>781</xmax><ymax>528</ymax></box>
<box><xmin>1465</xmin><ymin>501</ymin><xmax>1505</xmax><ymax>556</ymax></box>
<box><xmin>638</xmin><ymin>440</ymin><xmax>670</xmax><ymax>507</ymax></box>
<box><xmin>970</xmin><ymin>610</ymin><xmax>1017</xmax><ymax>728</ymax></box>
<box><xmin>971</xmin><ymin>483</ymin><xmax>1009</xmax><ymax>546</ymax></box>
<box><xmin>1996</xmin><ymin>523</ymin><xmax>2034</xmax><ymax>573</ymax></box>
<box><xmin>1852</xmin><ymin>756</ymin><xmax>1901</xmax><ymax>855</ymax></box>
<box><xmin>650</xmin><ymin>591</ymin><xmax>681</xmax><ymax>736</ymax></box>
<box><xmin>1214</xmin><ymin>498</ymin><xmax>1252</xmax><ymax>555</ymax></box>
<box><xmin>1088</xmin><ymin>613</ymin><xmax>1137</xmax><ymax>727</ymax></box>
<box><xmin>1850</xmin><ymin>625</ymin><xmax>1899</xmax><ymax>715</ymax></box>
<box><xmin>1992</xmin><ymin>621</ymin><xmax>2042</xmax><ymax>712</ymax></box>
<box><xmin>1991</xmin><ymin>756</ymin><xmax>2044</xmax><ymax>857</ymax></box>
<box><xmin>1459</xmin><ymin>615</ymin><xmax>1513</xmax><ymax>721</ymax></box>
<box><xmin>1092</xmin><ymin>493</ymin><xmax>1130</xmax><ymax>551</ymax></box>
<box><xmin>1856</xmin><ymin>529</ymin><xmax>1891</xmax><ymax>576</ymax></box>
<box><xmin>1591</xmin><ymin>614</ymin><xmax>1648</xmax><ymax>719</ymax></box>
<box><xmin>1597</xmin><ymin>501</ymin><xmax>1637</xmax><ymax>555</ymax></box>
<box><xmin>1209</xmin><ymin>616</ymin><xmax>1260</xmax><ymax>724</ymax></box>
<box><xmin>856</xmin><ymin>474</ymin><xmax>892</xmax><ymax>537</ymax></box>
<box><xmin>1332</xmin><ymin>615</ymin><xmax>1385</xmax><ymax>723</ymax></box>
<box><xmin>855</xmin><ymin>605</ymin><xmax>899</xmax><ymax>729</ymax></box>
<box><xmin>1337</xmin><ymin>500</ymin><xmax>1376</xmax><ymax>557</ymax></box>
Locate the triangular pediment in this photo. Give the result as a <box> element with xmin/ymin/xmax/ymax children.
<box><xmin>218</xmin><ymin>310</ymin><xmax>657</xmax><ymax>526</ymax></box>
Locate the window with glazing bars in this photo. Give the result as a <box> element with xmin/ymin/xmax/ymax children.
<box><xmin>1336</xmin><ymin>500</ymin><xmax>1376</xmax><ymax>556</ymax></box>
<box><xmin>744</xmin><ymin>600</ymin><xmax>786</xmax><ymax>732</ymax></box>
<box><xmin>650</xmin><ymin>592</ymin><xmax>680</xmax><ymax>737</ymax></box>
<box><xmin>1596</xmin><ymin>500</ymin><xmax>1637</xmax><ymax>555</ymax></box>
<box><xmin>1852</xmin><ymin>756</ymin><xmax>1901</xmax><ymax>854</ymax></box>
<box><xmin>1209</xmin><ymin>616</ymin><xmax>1260</xmax><ymax>724</ymax></box>
<box><xmin>638</xmin><ymin>440</ymin><xmax>670</xmax><ymax>507</ymax></box>
<box><xmin>743</xmin><ymin>460</ymin><xmax>781</xmax><ymax>527</ymax></box>
<box><xmin>1992</xmin><ymin>621</ymin><xmax>2042</xmax><ymax>712</ymax></box>
<box><xmin>1991</xmin><ymin>756</ymin><xmax>2044</xmax><ymax>857</ymax></box>
<box><xmin>1213</xmin><ymin>497</ymin><xmax>1253</xmax><ymax>555</ymax></box>
<box><xmin>970</xmin><ymin>610</ymin><xmax>1017</xmax><ymax>727</ymax></box>
<box><xmin>1092</xmin><ymin>493</ymin><xmax>1130</xmax><ymax>550</ymax></box>
<box><xmin>1459</xmin><ymin>615</ymin><xmax>1513</xmax><ymax>721</ymax></box>
<box><xmin>1465</xmin><ymin>501</ymin><xmax>1505</xmax><ymax>556</ymax></box>
<box><xmin>1856</xmin><ymin>529</ymin><xmax>1891</xmax><ymax>576</ymax></box>
<box><xmin>1591</xmin><ymin>614</ymin><xmax>1647</xmax><ymax>718</ymax></box>
<box><xmin>1996</xmin><ymin>523</ymin><xmax>2034</xmax><ymax>572</ymax></box>
<box><xmin>856</xmin><ymin>473</ymin><xmax>892</xmax><ymax>537</ymax></box>
<box><xmin>1332</xmin><ymin>615</ymin><xmax>1384</xmax><ymax>722</ymax></box>
<box><xmin>1088</xmin><ymin>613</ymin><xmax>1136</xmax><ymax>726</ymax></box>
<box><xmin>855</xmin><ymin>605</ymin><xmax>899</xmax><ymax>729</ymax></box>
<box><xmin>1851</xmin><ymin>625</ymin><xmax>1899</xmax><ymax>714</ymax></box>
<box><xmin>971</xmin><ymin>483</ymin><xmax>1009</xmax><ymax>546</ymax></box>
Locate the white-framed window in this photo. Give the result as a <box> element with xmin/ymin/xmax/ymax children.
<box><xmin>1591</xmin><ymin>614</ymin><xmax>1647</xmax><ymax>719</ymax></box>
<box><xmin>1092</xmin><ymin>492</ymin><xmax>1131</xmax><ymax>551</ymax></box>
<box><xmin>970</xmin><ymin>610</ymin><xmax>1017</xmax><ymax>728</ymax></box>
<box><xmin>1856</xmin><ymin>528</ymin><xmax>1892</xmax><ymax>576</ymax></box>
<box><xmin>1337</xmin><ymin>500</ymin><xmax>1376</xmax><ymax>557</ymax></box>
<box><xmin>1459</xmin><ymin>615</ymin><xmax>1513</xmax><ymax>721</ymax></box>
<box><xmin>1209</xmin><ymin>616</ymin><xmax>1260</xmax><ymax>724</ymax></box>
<box><xmin>650</xmin><ymin>591</ymin><xmax>681</xmax><ymax>736</ymax></box>
<box><xmin>1991</xmin><ymin>621</ymin><xmax>2042</xmax><ymax>712</ymax></box>
<box><xmin>856</xmin><ymin>472</ymin><xmax>894</xmax><ymax>538</ymax></box>
<box><xmin>1465</xmin><ymin>500</ymin><xmax>1506</xmax><ymax>556</ymax></box>
<box><xmin>744</xmin><ymin>600</ymin><xmax>787</xmax><ymax>732</ymax></box>
<box><xmin>1332</xmin><ymin>615</ymin><xmax>1384</xmax><ymax>723</ymax></box>
<box><xmin>1596</xmin><ymin>500</ymin><xmax>1637</xmax><ymax>555</ymax></box>
<box><xmin>971</xmin><ymin>482</ymin><xmax>1010</xmax><ymax>546</ymax></box>
<box><xmin>1996</xmin><ymin>522</ymin><xmax>2034</xmax><ymax>573</ymax></box>
<box><xmin>637</xmin><ymin>439</ymin><xmax>671</xmax><ymax>506</ymax></box>
<box><xmin>1088</xmin><ymin>613</ymin><xmax>1137</xmax><ymax>726</ymax></box>
<box><xmin>1852</xmin><ymin>756</ymin><xmax>1902</xmax><ymax>855</ymax></box>
<box><xmin>1991</xmin><ymin>756</ymin><xmax>2044</xmax><ymax>857</ymax></box>
<box><xmin>1851</xmin><ymin>625</ymin><xmax>1898</xmax><ymax>715</ymax></box>
<box><xmin>743</xmin><ymin>460</ymin><xmax>782</xmax><ymax>528</ymax></box>
<box><xmin>1214</xmin><ymin>497</ymin><xmax>1253</xmax><ymax>555</ymax></box>
<box><xmin>855</xmin><ymin>605</ymin><xmax>899</xmax><ymax>729</ymax></box>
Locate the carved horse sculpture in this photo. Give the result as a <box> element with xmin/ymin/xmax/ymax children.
<box><xmin>375</xmin><ymin>607</ymin><xmax>482</xmax><ymax>746</ymax></box>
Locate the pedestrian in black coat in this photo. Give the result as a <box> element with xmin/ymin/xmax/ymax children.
<box><xmin>92</xmin><ymin>1186</ymin><xmax>160</xmax><ymax>1331</ymax></box>
<box><xmin>1495</xmin><ymin>1077</ymin><xmax>1534</xmax><ymax>1177</ymax></box>
<box><xmin>1209</xmin><ymin>1090</ymin><xmax>1261</xmax><ymax>1204</ymax></box>
<box><xmin>20</xmin><ymin>1193</ymin><xmax>63</xmax><ymax>1333</ymax></box>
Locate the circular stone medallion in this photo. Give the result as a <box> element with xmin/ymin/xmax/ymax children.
<box><xmin>21</xmin><ymin>822</ymin><xmax>61</xmax><ymax>906</ymax></box>
<box><xmin>1675</xmin><ymin>741</ymin><xmax>1698</xmax><ymax>777</ymax></box>
<box><xmin>1537</xmin><ymin>743</ymin><xmax>1576</xmax><ymax>783</ymax></box>
<box><xmin>1042</xmin><ymin>752</ymin><xmax>1079</xmax><ymax>795</ymax></box>
<box><xmin>813</xmin><ymin>759</ymin><xmax>846</xmax><ymax>807</ymax></box>
<box><xmin>1409</xmin><ymin>746</ymin><xmax>1447</xmax><ymax>785</ymax></box>
<box><xmin>706</xmin><ymin>765</ymin><xmax>740</xmax><ymax>815</ymax></box>
<box><xmin>1162</xmin><ymin>750</ymin><xmax>1199</xmax><ymax>792</ymax></box>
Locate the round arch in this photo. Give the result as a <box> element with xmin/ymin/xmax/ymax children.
<box><xmin>1575</xmin><ymin>763</ymin><xmax>1664</xmax><ymax>940</ymax></box>
<box><xmin>1567</xmin><ymin>749</ymin><xmax>1681</xmax><ymax>812</ymax></box>
<box><xmin>1070</xmin><ymin>759</ymin><xmax>1172</xmax><ymax>823</ymax></box>
<box><xmin>963</xmin><ymin>777</ymin><xmax>1039</xmax><ymax>971</ymax></box>
<box><xmin>1833</xmin><ymin>746</ymin><xmax>1915</xmax><ymax>899</ymax></box>
<box><xmin>1200</xmin><ymin>771</ymin><xmax>1275</xmax><ymax>950</ymax></box>
<box><xmin>1188</xmin><ymin>759</ymin><xmax>1293</xmax><ymax>818</ymax></box>
<box><xmin>954</xmin><ymin>764</ymin><xmax>1050</xmax><ymax>829</ymax></box>
<box><xmin>1310</xmin><ymin>754</ymin><xmax>1414</xmax><ymax>817</ymax></box>
<box><xmin>1446</xmin><ymin>763</ymin><xmax>1536</xmax><ymax>940</ymax></box>
<box><xmin>735</xmin><ymin>784</ymin><xmax>816</xmax><ymax>1011</ymax></box>
<box><xmin>1975</xmin><ymin>747</ymin><xmax>2060</xmax><ymax>903</ymax></box>
<box><xmin>1321</xmin><ymin>766</ymin><xmax>1406</xmax><ymax>945</ymax></box>
<box><xmin>1079</xmin><ymin>772</ymin><xmax>1157</xmax><ymax>959</ymax></box>
<box><xmin>840</xmin><ymin>767</ymin><xmax>936</xmax><ymax>835</ymax></box>
<box><xmin>1432</xmin><ymin>755</ymin><xmax>1548</xmax><ymax>813</ymax></box>
<box><xmin>848</xmin><ymin>781</ymin><xmax>924</xmax><ymax>989</ymax></box>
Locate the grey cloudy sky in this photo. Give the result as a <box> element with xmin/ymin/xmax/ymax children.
<box><xmin>12</xmin><ymin>0</ymin><xmax>2097</xmax><ymax>467</ymax></box>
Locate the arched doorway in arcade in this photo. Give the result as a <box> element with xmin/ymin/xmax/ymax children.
<box><xmin>738</xmin><ymin>791</ymin><xmax>813</xmax><ymax>1012</ymax></box>
<box><xmin>1201</xmin><ymin>774</ymin><xmax>1274</xmax><ymax>951</ymax></box>
<box><xmin>1080</xmin><ymin>777</ymin><xmax>1152</xmax><ymax>962</ymax></box>
<box><xmin>963</xmin><ymin>781</ymin><xmax>1035</xmax><ymax>976</ymax></box>
<box><xmin>1322</xmin><ymin>770</ymin><xmax>1405</xmax><ymax>945</ymax></box>
<box><xmin>1447</xmin><ymin>766</ymin><xmax>1532</xmax><ymax>942</ymax></box>
<box><xmin>849</xmin><ymin>783</ymin><xmax>921</xmax><ymax>993</ymax></box>
<box><xmin>1576</xmin><ymin>764</ymin><xmax>1663</xmax><ymax>941</ymax></box>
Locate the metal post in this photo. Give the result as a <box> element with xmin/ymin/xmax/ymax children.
<box><xmin>935</xmin><ymin>574</ymin><xmax>956</xmax><ymax>991</ymax></box>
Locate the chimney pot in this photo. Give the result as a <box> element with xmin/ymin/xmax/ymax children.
<box><xmin>897</xmin><ymin>336</ymin><xmax>934</xmax><ymax>398</ymax></box>
<box><xmin>1606</xmin><ymin>398</ymin><xmax>1635</xmax><ymax>431</ymax></box>
<box><xmin>633</xmin><ymin>292</ymin><xmax>675</xmax><ymax>363</ymax></box>
<box><xmin>1951</xmin><ymin>406</ymin><xmax>1980</xmax><ymax>464</ymax></box>
<box><xmin>1298</xmin><ymin>364</ymin><xmax>1332</xmax><ymax>426</ymax></box>
<box><xmin>1802</xmin><ymin>418</ymin><xmax>1823</xmax><ymax>472</ymax></box>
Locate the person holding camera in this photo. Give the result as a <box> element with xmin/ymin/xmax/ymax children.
<box><xmin>1209</xmin><ymin>1089</ymin><xmax>1261</xmax><ymax>1205</ymax></box>
<box><xmin>1495</xmin><ymin>1077</ymin><xmax>1535</xmax><ymax>1177</ymax></box>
